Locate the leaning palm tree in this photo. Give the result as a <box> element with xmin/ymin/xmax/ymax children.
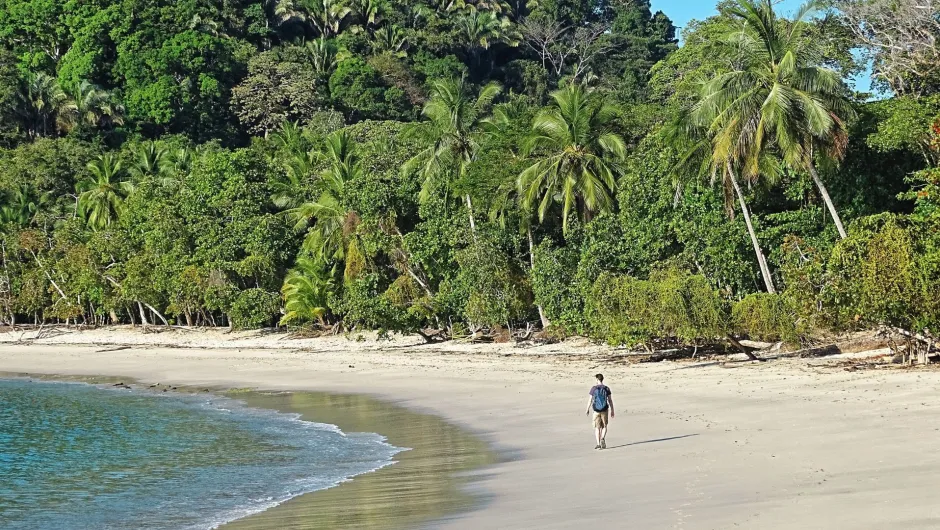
<box><xmin>666</xmin><ymin>108</ymin><xmax>781</xmax><ymax>294</ymax></box>
<box><xmin>76</xmin><ymin>154</ymin><xmax>135</xmax><ymax>230</ymax></box>
<box><xmin>403</xmin><ymin>78</ymin><xmax>502</xmax><ymax>239</ymax></box>
<box><xmin>58</xmin><ymin>81</ymin><xmax>125</xmax><ymax>134</ymax></box>
<box><xmin>275</xmin><ymin>0</ymin><xmax>351</xmax><ymax>37</ymax></box>
<box><xmin>517</xmin><ymin>83</ymin><xmax>627</xmax><ymax>235</ymax></box>
<box><xmin>699</xmin><ymin>0</ymin><xmax>856</xmax><ymax>239</ymax></box>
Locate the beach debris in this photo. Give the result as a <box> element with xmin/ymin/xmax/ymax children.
<box><xmin>96</xmin><ymin>346</ymin><xmax>131</xmax><ymax>353</ymax></box>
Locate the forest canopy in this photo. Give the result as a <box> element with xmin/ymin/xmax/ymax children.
<box><xmin>0</xmin><ymin>0</ymin><xmax>937</xmax><ymax>349</ymax></box>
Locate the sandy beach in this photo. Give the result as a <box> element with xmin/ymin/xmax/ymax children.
<box><xmin>2</xmin><ymin>327</ymin><xmax>940</xmax><ymax>529</ymax></box>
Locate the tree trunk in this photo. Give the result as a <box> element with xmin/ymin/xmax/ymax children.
<box><xmin>727</xmin><ymin>162</ymin><xmax>776</xmax><ymax>294</ymax></box>
<box><xmin>527</xmin><ymin>227</ymin><xmax>550</xmax><ymax>329</ymax></box>
<box><xmin>143</xmin><ymin>302</ymin><xmax>169</xmax><ymax>326</ymax></box>
<box><xmin>465</xmin><ymin>194</ymin><xmax>477</xmax><ymax>241</ymax></box>
<box><xmin>808</xmin><ymin>159</ymin><xmax>848</xmax><ymax>239</ymax></box>
<box><xmin>137</xmin><ymin>302</ymin><xmax>150</xmax><ymax>326</ymax></box>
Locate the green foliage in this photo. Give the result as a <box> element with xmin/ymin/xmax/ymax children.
<box><xmin>585</xmin><ymin>267</ymin><xmax>727</xmax><ymax>347</ymax></box>
<box><xmin>329</xmin><ymin>58</ymin><xmax>410</xmax><ymax>122</ymax></box>
<box><xmin>450</xmin><ymin>238</ymin><xmax>530</xmax><ymax>328</ymax></box>
<box><xmin>0</xmin><ymin>0</ymin><xmax>937</xmax><ymax>343</ymax></box>
<box><xmin>531</xmin><ymin>239</ymin><xmax>584</xmax><ymax>333</ymax></box>
<box><xmin>229</xmin><ymin>288</ymin><xmax>281</xmax><ymax>329</ymax></box>
<box><xmin>732</xmin><ymin>293</ymin><xmax>800</xmax><ymax>343</ymax></box>
<box><xmin>231</xmin><ymin>48</ymin><xmax>328</xmax><ymax>135</ymax></box>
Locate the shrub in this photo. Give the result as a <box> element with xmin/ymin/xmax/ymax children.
<box><xmin>732</xmin><ymin>293</ymin><xmax>800</xmax><ymax>343</ymax></box>
<box><xmin>452</xmin><ymin>240</ymin><xmax>531</xmax><ymax>329</ymax></box>
<box><xmin>531</xmin><ymin>240</ymin><xmax>585</xmax><ymax>333</ymax></box>
<box><xmin>586</xmin><ymin>267</ymin><xmax>728</xmax><ymax>347</ymax></box>
<box><xmin>228</xmin><ymin>288</ymin><xmax>280</xmax><ymax>329</ymax></box>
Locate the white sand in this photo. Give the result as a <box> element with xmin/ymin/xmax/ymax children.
<box><xmin>2</xmin><ymin>327</ymin><xmax>938</xmax><ymax>529</ymax></box>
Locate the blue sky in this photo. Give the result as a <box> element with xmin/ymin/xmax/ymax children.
<box><xmin>650</xmin><ymin>0</ymin><xmax>806</xmax><ymax>37</ymax></box>
<box><xmin>650</xmin><ymin>0</ymin><xmax>875</xmax><ymax>93</ymax></box>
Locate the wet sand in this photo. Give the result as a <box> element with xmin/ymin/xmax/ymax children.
<box><xmin>3</xmin><ymin>328</ymin><xmax>940</xmax><ymax>529</ymax></box>
<box><xmin>223</xmin><ymin>390</ymin><xmax>497</xmax><ymax>529</ymax></box>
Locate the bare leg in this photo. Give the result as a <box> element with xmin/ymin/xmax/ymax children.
<box><xmin>595</xmin><ymin>426</ymin><xmax>603</xmax><ymax>446</ymax></box>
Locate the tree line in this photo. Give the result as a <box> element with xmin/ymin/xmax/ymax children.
<box><xmin>0</xmin><ymin>0</ymin><xmax>937</xmax><ymax>349</ymax></box>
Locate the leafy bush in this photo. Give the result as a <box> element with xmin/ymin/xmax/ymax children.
<box><xmin>531</xmin><ymin>240</ymin><xmax>586</xmax><ymax>333</ymax></box>
<box><xmin>732</xmin><ymin>293</ymin><xmax>800</xmax><ymax>343</ymax></box>
<box><xmin>329</xmin><ymin>58</ymin><xmax>410</xmax><ymax>122</ymax></box>
<box><xmin>586</xmin><ymin>267</ymin><xmax>728</xmax><ymax>347</ymax></box>
<box><xmin>228</xmin><ymin>288</ymin><xmax>280</xmax><ymax>329</ymax></box>
<box><xmin>451</xmin><ymin>239</ymin><xmax>531</xmax><ymax>329</ymax></box>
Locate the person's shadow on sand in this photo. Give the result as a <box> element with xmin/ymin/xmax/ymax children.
<box><xmin>607</xmin><ymin>434</ymin><xmax>699</xmax><ymax>450</ymax></box>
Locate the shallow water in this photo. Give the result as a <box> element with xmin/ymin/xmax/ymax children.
<box><xmin>0</xmin><ymin>378</ymin><xmax>402</xmax><ymax>529</ymax></box>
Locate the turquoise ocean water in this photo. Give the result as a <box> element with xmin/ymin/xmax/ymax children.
<box><xmin>0</xmin><ymin>378</ymin><xmax>402</xmax><ymax>529</ymax></box>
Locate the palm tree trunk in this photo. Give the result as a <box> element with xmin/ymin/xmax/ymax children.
<box><xmin>727</xmin><ymin>162</ymin><xmax>776</xmax><ymax>294</ymax></box>
<box><xmin>465</xmin><ymin>194</ymin><xmax>477</xmax><ymax>241</ymax></box>
<box><xmin>807</xmin><ymin>160</ymin><xmax>848</xmax><ymax>239</ymax></box>
<box><xmin>527</xmin><ymin>227</ymin><xmax>550</xmax><ymax>329</ymax></box>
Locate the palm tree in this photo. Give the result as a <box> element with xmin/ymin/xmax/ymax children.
<box><xmin>269</xmin><ymin>121</ymin><xmax>318</xmax><ymax>209</ymax></box>
<box><xmin>303</xmin><ymin>38</ymin><xmax>339</xmax><ymax>78</ymax></box>
<box><xmin>0</xmin><ymin>185</ymin><xmax>46</xmax><ymax>228</ymax></box>
<box><xmin>517</xmin><ymin>83</ymin><xmax>627</xmax><ymax>235</ymax></box>
<box><xmin>15</xmin><ymin>73</ymin><xmax>70</xmax><ymax>139</ymax></box>
<box><xmin>348</xmin><ymin>0</ymin><xmax>388</xmax><ymax>33</ymax></box>
<box><xmin>128</xmin><ymin>142</ymin><xmax>185</xmax><ymax>189</ymax></box>
<box><xmin>275</xmin><ymin>0</ymin><xmax>351</xmax><ymax>37</ymax></box>
<box><xmin>371</xmin><ymin>25</ymin><xmax>409</xmax><ymax>57</ymax></box>
<box><xmin>698</xmin><ymin>0</ymin><xmax>856</xmax><ymax>239</ymax></box>
<box><xmin>273</xmin><ymin>147</ymin><xmax>319</xmax><ymax>209</ymax></box>
<box><xmin>76</xmin><ymin>154</ymin><xmax>135</xmax><ymax>230</ymax></box>
<box><xmin>404</xmin><ymin>78</ymin><xmax>502</xmax><ymax>239</ymax></box>
<box><xmin>457</xmin><ymin>9</ymin><xmax>517</xmax><ymax>69</ymax></box>
<box><xmin>58</xmin><ymin>81</ymin><xmax>125</xmax><ymax>134</ymax></box>
<box><xmin>280</xmin><ymin>256</ymin><xmax>336</xmax><ymax>326</ymax></box>
<box><xmin>666</xmin><ymin>109</ymin><xmax>780</xmax><ymax>294</ymax></box>
<box><xmin>129</xmin><ymin>142</ymin><xmax>168</xmax><ymax>180</ymax></box>
<box><xmin>285</xmin><ymin>131</ymin><xmax>363</xmax><ymax>279</ymax></box>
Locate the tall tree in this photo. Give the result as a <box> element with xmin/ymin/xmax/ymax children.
<box><xmin>836</xmin><ymin>0</ymin><xmax>940</xmax><ymax>97</ymax></box>
<box><xmin>668</xmin><ymin>108</ymin><xmax>780</xmax><ymax>294</ymax></box>
<box><xmin>697</xmin><ymin>0</ymin><xmax>856</xmax><ymax>239</ymax></box>
<box><xmin>518</xmin><ymin>83</ymin><xmax>627</xmax><ymax>235</ymax></box>
<box><xmin>76</xmin><ymin>154</ymin><xmax>134</xmax><ymax>230</ymax></box>
<box><xmin>404</xmin><ymin>78</ymin><xmax>502</xmax><ymax>239</ymax></box>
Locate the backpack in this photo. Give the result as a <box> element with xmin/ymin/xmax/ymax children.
<box><xmin>592</xmin><ymin>386</ymin><xmax>609</xmax><ymax>412</ymax></box>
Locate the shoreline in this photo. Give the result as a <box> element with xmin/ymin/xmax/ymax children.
<box><xmin>3</xmin><ymin>328</ymin><xmax>940</xmax><ymax>528</ymax></box>
<box><xmin>0</xmin><ymin>373</ymin><xmax>496</xmax><ymax>530</ymax></box>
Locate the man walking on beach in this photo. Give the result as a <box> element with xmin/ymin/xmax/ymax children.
<box><xmin>586</xmin><ymin>374</ymin><xmax>614</xmax><ymax>450</ymax></box>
